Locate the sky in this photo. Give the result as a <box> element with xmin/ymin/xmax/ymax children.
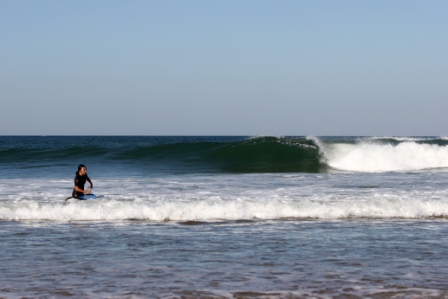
<box><xmin>1</xmin><ymin>0</ymin><xmax>447</xmax><ymax>136</ymax></box>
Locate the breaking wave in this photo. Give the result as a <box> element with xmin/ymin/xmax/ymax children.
<box><xmin>320</xmin><ymin>137</ymin><xmax>448</xmax><ymax>172</ymax></box>
<box><xmin>1</xmin><ymin>136</ymin><xmax>448</xmax><ymax>173</ymax></box>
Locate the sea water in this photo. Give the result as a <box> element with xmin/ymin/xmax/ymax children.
<box><xmin>1</xmin><ymin>136</ymin><xmax>448</xmax><ymax>298</ymax></box>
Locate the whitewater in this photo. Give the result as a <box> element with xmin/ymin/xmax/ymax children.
<box><xmin>1</xmin><ymin>171</ymin><xmax>448</xmax><ymax>222</ymax></box>
<box><xmin>317</xmin><ymin>137</ymin><xmax>448</xmax><ymax>172</ymax></box>
<box><xmin>1</xmin><ymin>136</ymin><xmax>448</xmax><ymax>298</ymax></box>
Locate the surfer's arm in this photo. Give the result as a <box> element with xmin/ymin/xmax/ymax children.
<box><xmin>86</xmin><ymin>177</ymin><xmax>93</xmax><ymax>189</ymax></box>
<box><xmin>74</xmin><ymin>186</ymin><xmax>91</xmax><ymax>194</ymax></box>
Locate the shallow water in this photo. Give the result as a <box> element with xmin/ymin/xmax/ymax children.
<box><xmin>1</xmin><ymin>219</ymin><xmax>448</xmax><ymax>298</ymax></box>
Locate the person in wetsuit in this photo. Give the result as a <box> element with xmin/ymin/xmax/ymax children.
<box><xmin>72</xmin><ymin>164</ymin><xmax>93</xmax><ymax>198</ymax></box>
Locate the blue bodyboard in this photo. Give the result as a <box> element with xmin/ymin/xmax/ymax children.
<box><xmin>77</xmin><ymin>194</ymin><xmax>97</xmax><ymax>200</ymax></box>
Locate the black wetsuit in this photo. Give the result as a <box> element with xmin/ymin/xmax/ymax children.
<box><xmin>72</xmin><ymin>172</ymin><xmax>90</xmax><ymax>198</ymax></box>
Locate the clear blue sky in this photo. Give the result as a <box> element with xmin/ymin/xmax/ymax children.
<box><xmin>1</xmin><ymin>0</ymin><xmax>447</xmax><ymax>135</ymax></box>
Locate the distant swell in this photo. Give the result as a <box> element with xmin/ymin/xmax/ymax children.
<box><xmin>0</xmin><ymin>137</ymin><xmax>325</xmax><ymax>173</ymax></box>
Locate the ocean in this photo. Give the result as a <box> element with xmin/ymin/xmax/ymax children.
<box><xmin>1</xmin><ymin>136</ymin><xmax>448</xmax><ymax>298</ymax></box>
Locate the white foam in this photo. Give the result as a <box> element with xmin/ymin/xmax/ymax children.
<box><xmin>366</xmin><ymin>136</ymin><xmax>432</xmax><ymax>142</ymax></box>
<box><xmin>2</xmin><ymin>170</ymin><xmax>448</xmax><ymax>222</ymax></box>
<box><xmin>321</xmin><ymin>141</ymin><xmax>448</xmax><ymax>172</ymax></box>
<box><xmin>1</xmin><ymin>195</ymin><xmax>447</xmax><ymax>221</ymax></box>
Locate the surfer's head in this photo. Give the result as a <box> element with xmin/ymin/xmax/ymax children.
<box><xmin>78</xmin><ymin>164</ymin><xmax>87</xmax><ymax>176</ymax></box>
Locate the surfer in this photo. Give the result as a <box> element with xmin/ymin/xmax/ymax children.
<box><xmin>72</xmin><ymin>164</ymin><xmax>93</xmax><ymax>199</ymax></box>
